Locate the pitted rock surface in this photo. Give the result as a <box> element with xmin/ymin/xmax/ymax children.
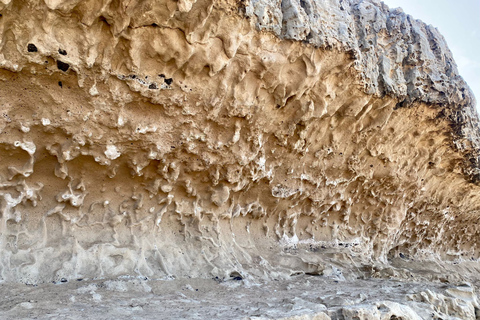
<box><xmin>0</xmin><ymin>3</ymin><xmax>480</xmax><ymax>318</ymax></box>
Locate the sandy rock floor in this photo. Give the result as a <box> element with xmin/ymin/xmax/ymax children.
<box><xmin>1</xmin><ymin>274</ymin><xmax>478</xmax><ymax>320</ymax></box>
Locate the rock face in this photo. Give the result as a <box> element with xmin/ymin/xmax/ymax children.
<box><xmin>0</xmin><ymin>0</ymin><xmax>479</xmax><ymax>297</ymax></box>
<box><xmin>247</xmin><ymin>0</ymin><xmax>480</xmax><ymax>180</ymax></box>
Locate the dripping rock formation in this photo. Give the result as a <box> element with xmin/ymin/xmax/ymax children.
<box><xmin>0</xmin><ymin>0</ymin><xmax>480</xmax><ymax>318</ymax></box>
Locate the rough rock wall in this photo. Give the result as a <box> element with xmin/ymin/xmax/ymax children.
<box><xmin>0</xmin><ymin>0</ymin><xmax>479</xmax><ymax>284</ymax></box>
<box><xmin>247</xmin><ymin>0</ymin><xmax>480</xmax><ymax>180</ymax></box>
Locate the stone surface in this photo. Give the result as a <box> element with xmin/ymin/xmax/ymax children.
<box><xmin>246</xmin><ymin>0</ymin><xmax>480</xmax><ymax>181</ymax></box>
<box><xmin>0</xmin><ymin>0</ymin><xmax>480</xmax><ymax>318</ymax></box>
<box><xmin>1</xmin><ymin>275</ymin><xmax>480</xmax><ymax>319</ymax></box>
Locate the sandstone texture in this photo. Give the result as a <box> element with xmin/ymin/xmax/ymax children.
<box><xmin>0</xmin><ymin>0</ymin><xmax>480</xmax><ymax>318</ymax></box>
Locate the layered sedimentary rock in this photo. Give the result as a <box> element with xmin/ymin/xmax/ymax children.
<box><xmin>0</xmin><ymin>0</ymin><xmax>479</xmax><ymax>294</ymax></box>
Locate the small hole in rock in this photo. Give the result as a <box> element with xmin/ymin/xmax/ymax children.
<box><xmin>58</xmin><ymin>81</ymin><xmax>63</xmax><ymax>88</ymax></box>
<box><xmin>58</xmin><ymin>49</ymin><xmax>67</xmax><ymax>55</ymax></box>
<box><xmin>230</xmin><ymin>271</ymin><xmax>243</xmax><ymax>280</ymax></box>
<box><xmin>27</xmin><ymin>43</ymin><xmax>38</xmax><ymax>52</ymax></box>
<box><xmin>57</xmin><ymin>60</ymin><xmax>70</xmax><ymax>72</ymax></box>
<box><xmin>165</xmin><ymin>78</ymin><xmax>173</xmax><ymax>85</ymax></box>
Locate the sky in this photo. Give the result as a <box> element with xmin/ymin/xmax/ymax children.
<box><xmin>381</xmin><ymin>0</ymin><xmax>480</xmax><ymax>111</ymax></box>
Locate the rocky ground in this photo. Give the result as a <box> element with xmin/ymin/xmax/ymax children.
<box><xmin>1</xmin><ymin>271</ymin><xmax>479</xmax><ymax>320</ymax></box>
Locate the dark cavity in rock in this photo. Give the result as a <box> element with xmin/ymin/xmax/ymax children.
<box><xmin>57</xmin><ymin>60</ymin><xmax>70</xmax><ymax>72</ymax></box>
<box><xmin>27</xmin><ymin>43</ymin><xmax>37</xmax><ymax>52</ymax></box>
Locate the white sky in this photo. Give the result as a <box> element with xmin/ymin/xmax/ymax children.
<box><xmin>381</xmin><ymin>0</ymin><xmax>480</xmax><ymax>110</ymax></box>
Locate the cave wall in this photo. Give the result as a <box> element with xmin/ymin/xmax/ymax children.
<box><xmin>0</xmin><ymin>0</ymin><xmax>479</xmax><ymax>283</ymax></box>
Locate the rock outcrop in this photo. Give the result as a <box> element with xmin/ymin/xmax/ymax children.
<box><xmin>0</xmin><ymin>0</ymin><xmax>479</xmax><ymax>302</ymax></box>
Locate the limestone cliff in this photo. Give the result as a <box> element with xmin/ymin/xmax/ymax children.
<box><xmin>0</xmin><ymin>0</ymin><xmax>479</xmax><ymax>298</ymax></box>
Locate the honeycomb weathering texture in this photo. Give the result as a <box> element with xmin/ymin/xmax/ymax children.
<box><xmin>0</xmin><ymin>0</ymin><xmax>479</xmax><ymax>287</ymax></box>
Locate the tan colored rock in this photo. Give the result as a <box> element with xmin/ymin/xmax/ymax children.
<box><xmin>0</xmin><ymin>0</ymin><xmax>478</xmax><ymax>300</ymax></box>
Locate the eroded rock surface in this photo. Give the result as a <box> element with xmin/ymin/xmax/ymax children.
<box><xmin>0</xmin><ymin>1</ymin><xmax>480</xmax><ymax>313</ymax></box>
<box><xmin>2</xmin><ymin>276</ymin><xmax>480</xmax><ymax>320</ymax></box>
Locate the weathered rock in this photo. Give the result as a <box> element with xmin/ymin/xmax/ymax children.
<box><xmin>246</xmin><ymin>0</ymin><xmax>480</xmax><ymax>180</ymax></box>
<box><xmin>0</xmin><ymin>0</ymin><xmax>479</xmax><ymax>307</ymax></box>
<box><xmin>1</xmin><ymin>276</ymin><xmax>480</xmax><ymax>319</ymax></box>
